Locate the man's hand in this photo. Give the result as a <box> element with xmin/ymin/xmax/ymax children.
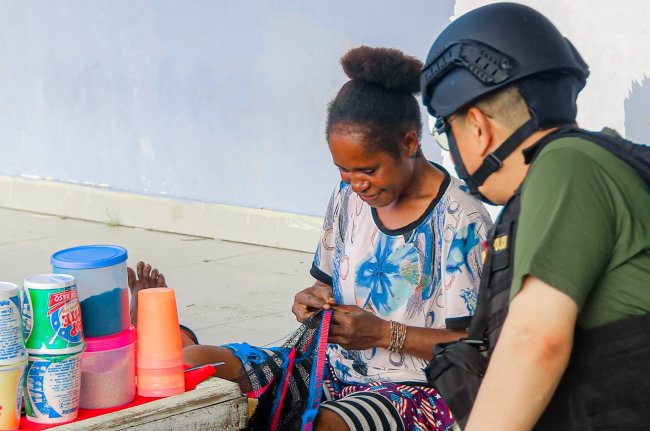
<box><xmin>328</xmin><ymin>304</ymin><xmax>390</xmax><ymax>350</ymax></box>
<box><xmin>292</xmin><ymin>281</ymin><xmax>335</xmax><ymax>322</ymax></box>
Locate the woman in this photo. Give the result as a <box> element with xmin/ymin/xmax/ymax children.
<box><xmin>133</xmin><ymin>46</ymin><xmax>492</xmax><ymax>431</ymax></box>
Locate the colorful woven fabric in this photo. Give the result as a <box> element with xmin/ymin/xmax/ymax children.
<box><xmin>226</xmin><ymin>321</ymin><xmax>455</xmax><ymax>431</ymax></box>
<box><xmin>225</xmin><ymin>310</ymin><xmax>332</xmax><ymax>431</ymax></box>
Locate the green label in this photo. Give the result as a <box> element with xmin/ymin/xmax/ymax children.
<box><xmin>22</xmin><ymin>285</ymin><xmax>84</xmax><ymax>354</ymax></box>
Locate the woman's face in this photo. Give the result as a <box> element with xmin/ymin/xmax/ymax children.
<box><xmin>328</xmin><ymin>129</ymin><xmax>411</xmax><ymax>208</ymax></box>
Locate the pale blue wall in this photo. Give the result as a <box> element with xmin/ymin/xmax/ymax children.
<box><xmin>0</xmin><ymin>1</ymin><xmax>453</xmax><ymax>216</ymax></box>
<box><xmin>625</xmin><ymin>77</ymin><xmax>650</xmax><ymax>144</ymax></box>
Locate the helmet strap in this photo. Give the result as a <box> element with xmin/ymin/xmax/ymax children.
<box><xmin>448</xmin><ymin>112</ymin><xmax>539</xmax><ymax>204</ymax></box>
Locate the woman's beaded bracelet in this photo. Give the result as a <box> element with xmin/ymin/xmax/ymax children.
<box><xmin>387</xmin><ymin>320</ymin><xmax>408</xmax><ymax>353</ymax></box>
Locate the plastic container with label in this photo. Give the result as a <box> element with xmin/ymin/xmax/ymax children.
<box><xmin>22</xmin><ymin>274</ymin><xmax>84</xmax><ymax>355</ymax></box>
<box><xmin>0</xmin><ymin>282</ymin><xmax>26</xmax><ymax>365</ymax></box>
<box><xmin>79</xmin><ymin>325</ymin><xmax>136</xmax><ymax>409</ymax></box>
<box><xmin>51</xmin><ymin>245</ymin><xmax>129</xmax><ymax>338</ymax></box>
<box><xmin>24</xmin><ymin>352</ymin><xmax>83</xmax><ymax>424</ymax></box>
<box><xmin>0</xmin><ymin>361</ymin><xmax>26</xmax><ymax>430</ymax></box>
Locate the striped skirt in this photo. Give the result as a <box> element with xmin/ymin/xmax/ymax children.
<box><xmin>320</xmin><ymin>364</ymin><xmax>455</xmax><ymax>431</ymax></box>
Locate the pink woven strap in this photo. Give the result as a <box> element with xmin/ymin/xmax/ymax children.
<box><xmin>269</xmin><ymin>347</ymin><xmax>297</xmax><ymax>431</ymax></box>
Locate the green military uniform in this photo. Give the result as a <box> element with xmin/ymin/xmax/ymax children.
<box><xmin>511</xmin><ymin>135</ymin><xmax>650</xmax><ymax>328</ymax></box>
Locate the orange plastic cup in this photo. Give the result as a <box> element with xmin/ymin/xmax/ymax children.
<box><xmin>136</xmin><ymin>366</ymin><xmax>185</xmax><ymax>397</ymax></box>
<box><xmin>135</xmin><ymin>288</ymin><xmax>184</xmax><ymax>397</ymax></box>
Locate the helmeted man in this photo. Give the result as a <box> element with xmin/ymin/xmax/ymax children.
<box><xmin>421</xmin><ymin>3</ymin><xmax>650</xmax><ymax>430</ymax></box>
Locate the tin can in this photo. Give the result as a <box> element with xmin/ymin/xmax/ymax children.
<box><xmin>22</xmin><ymin>275</ymin><xmax>84</xmax><ymax>355</ymax></box>
<box><xmin>0</xmin><ymin>282</ymin><xmax>26</xmax><ymax>365</ymax></box>
<box><xmin>0</xmin><ymin>361</ymin><xmax>26</xmax><ymax>430</ymax></box>
<box><xmin>24</xmin><ymin>352</ymin><xmax>82</xmax><ymax>424</ymax></box>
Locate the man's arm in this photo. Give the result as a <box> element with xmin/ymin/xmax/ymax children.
<box><xmin>465</xmin><ymin>275</ymin><xmax>578</xmax><ymax>431</ymax></box>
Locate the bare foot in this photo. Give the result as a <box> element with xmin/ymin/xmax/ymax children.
<box><xmin>127</xmin><ymin>261</ymin><xmax>198</xmax><ymax>347</ymax></box>
<box><xmin>127</xmin><ymin>261</ymin><xmax>166</xmax><ymax>325</ymax></box>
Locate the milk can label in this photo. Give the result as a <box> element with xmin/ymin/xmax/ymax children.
<box><xmin>22</xmin><ymin>289</ymin><xmax>33</xmax><ymax>342</ymax></box>
<box><xmin>47</xmin><ymin>290</ymin><xmax>83</xmax><ymax>344</ymax></box>
<box><xmin>25</xmin><ymin>355</ymin><xmax>81</xmax><ymax>422</ymax></box>
<box><xmin>23</xmin><ymin>283</ymin><xmax>84</xmax><ymax>353</ymax></box>
<box><xmin>0</xmin><ymin>295</ymin><xmax>25</xmax><ymax>362</ymax></box>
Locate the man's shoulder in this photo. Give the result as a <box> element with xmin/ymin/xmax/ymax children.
<box><xmin>537</xmin><ymin>132</ymin><xmax>632</xmax><ymax>172</ymax></box>
<box><xmin>530</xmin><ymin>131</ymin><xmax>649</xmax><ymax>194</ymax></box>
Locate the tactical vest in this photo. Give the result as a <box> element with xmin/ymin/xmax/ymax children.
<box><xmin>474</xmin><ymin>129</ymin><xmax>650</xmax><ymax>430</ymax></box>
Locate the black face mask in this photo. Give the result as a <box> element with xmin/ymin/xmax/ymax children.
<box><xmin>443</xmin><ymin>114</ymin><xmax>540</xmax><ymax>205</ymax></box>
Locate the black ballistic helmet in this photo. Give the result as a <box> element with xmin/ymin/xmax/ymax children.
<box><xmin>421</xmin><ymin>2</ymin><xmax>589</xmax><ymax>127</ymax></box>
<box><xmin>420</xmin><ymin>3</ymin><xmax>590</xmax><ymax>204</ymax></box>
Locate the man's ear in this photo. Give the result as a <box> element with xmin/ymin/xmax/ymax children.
<box><xmin>465</xmin><ymin>107</ymin><xmax>494</xmax><ymax>157</ymax></box>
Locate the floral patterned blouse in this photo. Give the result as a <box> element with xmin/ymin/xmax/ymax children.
<box><xmin>311</xmin><ymin>167</ymin><xmax>492</xmax><ymax>384</ymax></box>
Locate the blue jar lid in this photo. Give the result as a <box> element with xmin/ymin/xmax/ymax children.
<box><xmin>51</xmin><ymin>245</ymin><xmax>128</xmax><ymax>269</ymax></box>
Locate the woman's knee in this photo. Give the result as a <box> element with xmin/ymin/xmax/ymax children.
<box><xmin>314</xmin><ymin>407</ymin><xmax>350</xmax><ymax>431</ymax></box>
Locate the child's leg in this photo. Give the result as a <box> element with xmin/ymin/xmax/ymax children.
<box><xmin>179</xmin><ymin>324</ymin><xmax>199</xmax><ymax>346</ymax></box>
<box><xmin>184</xmin><ymin>345</ymin><xmax>246</xmax><ymax>381</ymax></box>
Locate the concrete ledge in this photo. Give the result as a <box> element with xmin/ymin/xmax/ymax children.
<box><xmin>47</xmin><ymin>378</ymin><xmax>247</xmax><ymax>431</ymax></box>
<box><xmin>0</xmin><ymin>176</ymin><xmax>322</xmax><ymax>252</ymax></box>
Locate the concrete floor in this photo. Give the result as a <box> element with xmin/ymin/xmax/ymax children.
<box><xmin>1</xmin><ymin>207</ymin><xmax>315</xmax><ymax>347</ymax></box>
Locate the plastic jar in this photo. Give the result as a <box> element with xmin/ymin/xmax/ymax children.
<box><xmin>51</xmin><ymin>245</ymin><xmax>129</xmax><ymax>337</ymax></box>
<box><xmin>79</xmin><ymin>325</ymin><xmax>136</xmax><ymax>409</ymax></box>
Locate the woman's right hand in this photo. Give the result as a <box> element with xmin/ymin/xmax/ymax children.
<box><xmin>292</xmin><ymin>281</ymin><xmax>336</xmax><ymax>322</ymax></box>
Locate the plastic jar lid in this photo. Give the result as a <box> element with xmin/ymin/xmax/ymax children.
<box><xmin>85</xmin><ymin>325</ymin><xmax>136</xmax><ymax>352</ymax></box>
<box><xmin>24</xmin><ymin>274</ymin><xmax>76</xmax><ymax>289</ymax></box>
<box><xmin>51</xmin><ymin>245</ymin><xmax>128</xmax><ymax>269</ymax></box>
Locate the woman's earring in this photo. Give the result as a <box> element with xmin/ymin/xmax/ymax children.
<box><xmin>410</xmin><ymin>145</ymin><xmax>420</xmax><ymax>158</ymax></box>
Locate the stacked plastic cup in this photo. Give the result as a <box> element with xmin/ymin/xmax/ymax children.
<box><xmin>136</xmin><ymin>288</ymin><xmax>185</xmax><ymax>397</ymax></box>
<box><xmin>0</xmin><ymin>282</ymin><xmax>27</xmax><ymax>431</ymax></box>
<box><xmin>22</xmin><ymin>274</ymin><xmax>84</xmax><ymax>425</ymax></box>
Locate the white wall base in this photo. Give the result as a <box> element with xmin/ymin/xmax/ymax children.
<box><xmin>0</xmin><ymin>176</ymin><xmax>322</xmax><ymax>253</ymax></box>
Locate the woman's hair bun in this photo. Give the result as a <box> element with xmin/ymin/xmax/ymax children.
<box><xmin>341</xmin><ymin>46</ymin><xmax>423</xmax><ymax>94</ymax></box>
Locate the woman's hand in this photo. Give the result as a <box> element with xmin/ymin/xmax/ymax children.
<box><xmin>329</xmin><ymin>304</ymin><xmax>390</xmax><ymax>351</ymax></box>
<box><xmin>292</xmin><ymin>281</ymin><xmax>336</xmax><ymax>323</ymax></box>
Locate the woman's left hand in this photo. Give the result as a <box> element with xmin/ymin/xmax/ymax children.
<box><xmin>328</xmin><ymin>304</ymin><xmax>390</xmax><ymax>350</ymax></box>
